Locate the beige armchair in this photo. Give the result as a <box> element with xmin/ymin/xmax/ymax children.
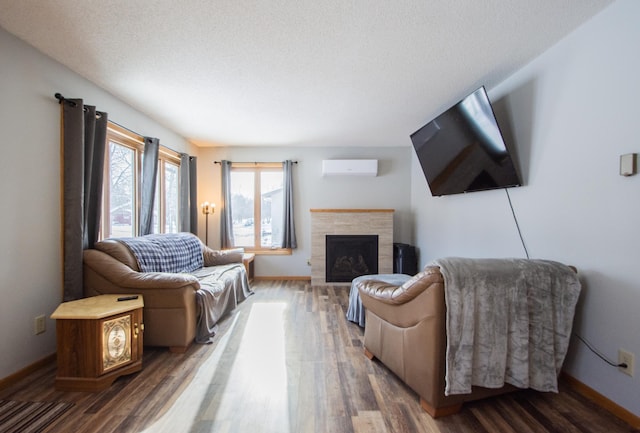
<box><xmin>357</xmin><ymin>261</ymin><xmax>579</xmax><ymax>417</ymax></box>
<box><xmin>357</xmin><ymin>266</ymin><xmax>505</xmax><ymax>417</ymax></box>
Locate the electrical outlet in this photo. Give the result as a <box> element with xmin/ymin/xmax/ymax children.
<box><xmin>618</xmin><ymin>349</ymin><xmax>635</xmax><ymax>377</ymax></box>
<box><xmin>34</xmin><ymin>315</ymin><xmax>46</xmax><ymax>335</ymax></box>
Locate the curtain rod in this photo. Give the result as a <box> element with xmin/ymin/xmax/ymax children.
<box><xmin>55</xmin><ymin>92</ymin><xmax>77</xmax><ymax>107</ymax></box>
<box><xmin>213</xmin><ymin>161</ymin><xmax>298</xmax><ymax>164</ymax></box>
<box><xmin>55</xmin><ymin>92</ymin><xmax>104</xmax><ymax>118</ymax></box>
<box><xmin>106</xmin><ymin>120</ymin><xmax>186</xmax><ymax>157</ymax></box>
<box><xmin>55</xmin><ymin>92</ymin><xmax>185</xmax><ymax>156</ymax></box>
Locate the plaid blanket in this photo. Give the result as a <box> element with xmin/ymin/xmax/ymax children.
<box><xmin>116</xmin><ymin>233</ymin><xmax>204</xmax><ymax>273</ymax></box>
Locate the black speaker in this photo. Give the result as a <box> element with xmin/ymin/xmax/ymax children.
<box><xmin>393</xmin><ymin>243</ymin><xmax>417</xmax><ymax>275</ymax></box>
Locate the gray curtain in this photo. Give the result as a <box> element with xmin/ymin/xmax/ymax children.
<box><xmin>189</xmin><ymin>156</ymin><xmax>198</xmax><ymax>234</ymax></box>
<box><xmin>280</xmin><ymin>160</ymin><xmax>297</xmax><ymax>248</ymax></box>
<box><xmin>139</xmin><ymin>137</ymin><xmax>159</xmax><ymax>235</ymax></box>
<box><xmin>83</xmin><ymin>106</ymin><xmax>107</xmax><ymax>250</ymax></box>
<box><xmin>220</xmin><ymin>160</ymin><xmax>235</xmax><ymax>248</ymax></box>
<box><xmin>179</xmin><ymin>154</ymin><xmax>198</xmax><ymax>234</ymax></box>
<box><xmin>61</xmin><ymin>98</ymin><xmax>107</xmax><ymax>301</ymax></box>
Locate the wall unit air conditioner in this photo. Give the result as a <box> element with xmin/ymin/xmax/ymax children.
<box><xmin>321</xmin><ymin>159</ymin><xmax>378</xmax><ymax>176</ymax></box>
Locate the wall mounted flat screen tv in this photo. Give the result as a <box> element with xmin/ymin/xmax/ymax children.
<box><xmin>410</xmin><ymin>86</ymin><xmax>521</xmax><ymax>196</ymax></box>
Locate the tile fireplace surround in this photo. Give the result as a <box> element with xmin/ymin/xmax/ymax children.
<box><xmin>310</xmin><ymin>209</ymin><xmax>394</xmax><ymax>286</ymax></box>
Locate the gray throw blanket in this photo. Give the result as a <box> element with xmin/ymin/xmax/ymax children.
<box><xmin>432</xmin><ymin>257</ymin><xmax>581</xmax><ymax>396</ymax></box>
<box><xmin>347</xmin><ymin>274</ymin><xmax>412</xmax><ymax>327</ymax></box>
<box><xmin>193</xmin><ymin>263</ymin><xmax>253</xmax><ymax>344</ymax></box>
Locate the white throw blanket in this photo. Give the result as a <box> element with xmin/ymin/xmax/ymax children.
<box><xmin>432</xmin><ymin>257</ymin><xmax>581</xmax><ymax>396</ymax></box>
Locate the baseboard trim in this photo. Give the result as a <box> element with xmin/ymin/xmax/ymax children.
<box><xmin>0</xmin><ymin>353</ymin><xmax>56</xmax><ymax>391</ymax></box>
<box><xmin>253</xmin><ymin>276</ymin><xmax>311</xmax><ymax>281</ymax></box>
<box><xmin>561</xmin><ymin>372</ymin><xmax>640</xmax><ymax>428</ymax></box>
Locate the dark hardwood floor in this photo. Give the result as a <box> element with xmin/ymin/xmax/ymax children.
<box><xmin>1</xmin><ymin>280</ymin><xmax>637</xmax><ymax>432</ymax></box>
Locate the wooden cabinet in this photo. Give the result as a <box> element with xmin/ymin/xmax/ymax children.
<box><xmin>51</xmin><ymin>295</ymin><xmax>144</xmax><ymax>392</ymax></box>
<box><xmin>243</xmin><ymin>253</ymin><xmax>255</xmax><ymax>282</ymax></box>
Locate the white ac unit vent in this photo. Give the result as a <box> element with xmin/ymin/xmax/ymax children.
<box><xmin>321</xmin><ymin>159</ymin><xmax>378</xmax><ymax>176</ymax></box>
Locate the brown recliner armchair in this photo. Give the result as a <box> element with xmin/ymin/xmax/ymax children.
<box><xmin>357</xmin><ymin>266</ymin><xmax>515</xmax><ymax>417</ymax></box>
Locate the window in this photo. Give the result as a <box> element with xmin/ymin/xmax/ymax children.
<box><xmin>101</xmin><ymin>123</ymin><xmax>181</xmax><ymax>239</ymax></box>
<box><xmin>151</xmin><ymin>158</ymin><xmax>180</xmax><ymax>234</ymax></box>
<box><xmin>229</xmin><ymin>163</ymin><xmax>289</xmax><ymax>253</ymax></box>
<box><xmin>107</xmin><ymin>140</ymin><xmax>137</xmax><ymax>238</ymax></box>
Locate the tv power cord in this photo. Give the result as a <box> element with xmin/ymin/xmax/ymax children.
<box><xmin>505</xmin><ymin>188</ymin><xmax>530</xmax><ymax>259</ymax></box>
<box><xmin>574</xmin><ymin>333</ymin><xmax>628</xmax><ymax>369</ymax></box>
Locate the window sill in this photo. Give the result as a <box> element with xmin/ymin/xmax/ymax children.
<box><xmin>242</xmin><ymin>248</ymin><xmax>292</xmax><ymax>256</ymax></box>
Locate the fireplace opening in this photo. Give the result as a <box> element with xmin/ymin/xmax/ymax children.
<box><xmin>326</xmin><ymin>235</ymin><xmax>378</xmax><ymax>282</ymax></box>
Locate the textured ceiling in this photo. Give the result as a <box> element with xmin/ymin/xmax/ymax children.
<box><xmin>0</xmin><ymin>0</ymin><xmax>613</xmax><ymax>147</ymax></box>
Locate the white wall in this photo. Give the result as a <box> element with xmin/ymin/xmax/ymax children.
<box><xmin>411</xmin><ymin>0</ymin><xmax>640</xmax><ymax>416</ymax></box>
<box><xmin>0</xmin><ymin>28</ymin><xmax>194</xmax><ymax>379</ymax></box>
<box><xmin>197</xmin><ymin>146</ymin><xmax>413</xmax><ymax>277</ymax></box>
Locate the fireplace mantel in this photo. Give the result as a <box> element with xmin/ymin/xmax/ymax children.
<box><xmin>310</xmin><ymin>209</ymin><xmax>394</xmax><ymax>213</ymax></box>
<box><xmin>310</xmin><ymin>209</ymin><xmax>394</xmax><ymax>286</ymax></box>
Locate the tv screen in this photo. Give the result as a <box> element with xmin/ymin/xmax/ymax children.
<box><xmin>410</xmin><ymin>86</ymin><xmax>521</xmax><ymax>196</ymax></box>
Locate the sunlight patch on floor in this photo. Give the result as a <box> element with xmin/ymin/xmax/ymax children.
<box><xmin>217</xmin><ymin>302</ymin><xmax>290</xmax><ymax>432</ymax></box>
<box><xmin>233</xmin><ymin>302</ymin><xmax>288</xmax><ymax>396</ymax></box>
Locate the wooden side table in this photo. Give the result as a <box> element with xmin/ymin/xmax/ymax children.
<box><xmin>51</xmin><ymin>294</ymin><xmax>144</xmax><ymax>392</ymax></box>
<box><xmin>243</xmin><ymin>253</ymin><xmax>255</xmax><ymax>282</ymax></box>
